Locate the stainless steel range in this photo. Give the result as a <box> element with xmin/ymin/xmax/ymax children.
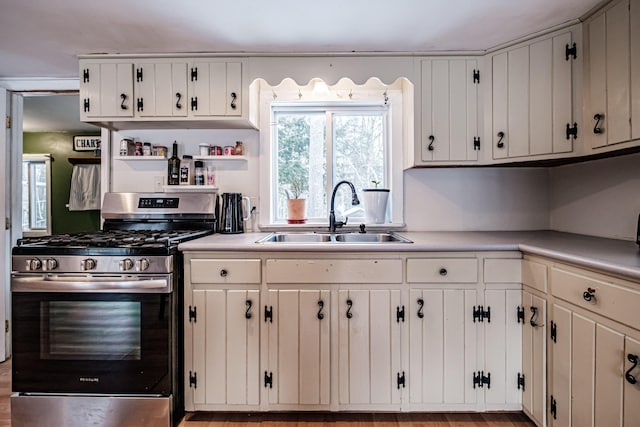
<box><xmin>10</xmin><ymin>192</ymin><xmax>217</xmax><ymax>427</ymax></box>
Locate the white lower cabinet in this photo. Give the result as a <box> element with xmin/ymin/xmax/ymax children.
<box><xmin>188</xmin><ymin>288</ymin><xmax>260</xmax><ymax>409</ymax></box>
<box><xmin>337</xmin><ymin>289</ymin><xmax>403</xmax><ymax>408</ymax></box>
<box><xmin>408</xmin><ymin>288</ymin><xmax>478</xmax><ymax>408</ymax></box>
<box><xmin>263</xmin><ymin>289</ymin><xmax>331</xmax><ymax>407</ymax></box>
<box><xmin>520</xmin><ymin>289</ymin><xmax>547</xmax><ymax>426</ymax></box>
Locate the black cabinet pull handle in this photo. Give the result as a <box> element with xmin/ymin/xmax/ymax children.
<box><xmin>583</xmin><ymin>287</ymin><xmax>596</xmax><ymax>302</ymax></box>
<box><xmin>176</xmin><ymin>93</ymin><xmax>182</xmax><ymax>110</ymax></box>
<box><xmin>529</xmin><ymin>306</ymin><xmax>539</xmax><ymax>327</ymax></box>
<box><xmin>317</xmin><ymin>300</ymin><xmax>324</xmax><ymax>320</ymax></box>
<box><xmin>417</xmin><ymin>298</ymin><xmax>424</xmax><ymax>319</ymax></box>
<box><xmin>230</xmin><ymin>92</ymin><xmax>237</xmax><ymax>110</ymax></box>
<box><xmin>626</xmin><ymin>354</ymin><xmax>639</xmax><ymax>384</ymax></box>
<box><xmin>593</xmin><ymin>113</ymin><xmax>604</xmax><ymax>134</ymax></box>
<box><xmin>427</xmin><ymin>135</ymin><xmax>435</xmax><ymax>151</ymax></box>
<box><xmin>346</xmin><ymin>299</ymin><xmax>353</xmax><ymax>319</ymax></box>
<box><xmin>497</xmin><ymin>131</ymin><xmax>505</xmax><ymax>148</ymax></box>
<box><xmin>245</xmin><ymin>300</ymin><xmax>252</xmax><ymax>319</ymax></box>
<box><xmin>439</xmin><ymin>268</ymin><xmax>448</xmax><ymax>276</ymax></box>
<box><xmin>120</xmin><ymin>93</ymin><xmax>127</xmax><ymax>110</ymax></box>
<box><xmin>220</xmin><ymin>269</ymin><xmax>228</xmax><ymax>278</ymax></box>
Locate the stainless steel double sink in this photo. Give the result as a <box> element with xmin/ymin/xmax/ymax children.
<box><xmin>256</xmin><ymin>231</ymin><xmax>412</xmax><ymax>244</ymax></box>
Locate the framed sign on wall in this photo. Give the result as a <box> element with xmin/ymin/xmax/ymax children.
<box><xmin>73</xmin><ymin>135</ymin><xmax>101</xmax><ymax>152</ymax></box>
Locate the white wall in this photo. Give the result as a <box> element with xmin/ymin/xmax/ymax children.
<box><xmin>404</xmin><ymin>167</ymin><xmax>550</xmax><ymax>231</ymax></box>
<box><xmin>550</xmin><ymin>153</ymin><xmax>640</xmax><ymax>241</ymax></box>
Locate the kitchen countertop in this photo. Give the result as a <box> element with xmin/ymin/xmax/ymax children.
<box><xmin>179</xmin><ymin>230</ymin><xmax>640</xmax><ymax>281</ymax></box>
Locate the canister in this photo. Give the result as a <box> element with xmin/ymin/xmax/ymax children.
<box><xmin>199</xmin><ymin>143</ymin><xmax>210</xmax><ymax>156</ymax></box>
<box><xmin>194</xmin><ymin>161</ymin><xmax>205</xmax><ymax>185</ymax></box>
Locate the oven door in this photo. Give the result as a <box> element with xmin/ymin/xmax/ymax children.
<box><xmin>11</xmin><ymin>274</ymin><xmax>174</xmax><ymax>395</ymax></box>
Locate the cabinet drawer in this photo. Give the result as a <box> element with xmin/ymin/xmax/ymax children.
<box><xmin>551</xmin><ymin>267</ymin><xmax>640</xmax><ymax>330</ymax></box>
<box><xmin>484</xmin><ymin>258</ymin><xmax>522</xmax><ymax>283</ymax></box>
<box><xmin>522</xmin><ymin>259</ymin><xmax>548</xmax><ymax>293</ymax></box>
<box><xmin>407</xmin><ymin>258</ymin><xmax>477</xmax><ymax>283</ymax></box>
<box><xmin>266</xmin><ymin>259</ymin><xmax>402</xmax><ymax>284</ymax></box>
<box><xmin>190</xmin><ymin>259</ymin><xmax>261</xmax><ymax>284</ymax></box>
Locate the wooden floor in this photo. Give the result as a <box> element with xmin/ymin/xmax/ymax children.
<box><xmin>0</xmin><ymin>359</ymin><xmax>533</xmax><ymax>427</ymax></box>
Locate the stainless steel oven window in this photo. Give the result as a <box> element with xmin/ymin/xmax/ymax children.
<box><xmin>40</xmin><ymin>301</ymin><xmax>141</xmax><ymax>360</ymax></box>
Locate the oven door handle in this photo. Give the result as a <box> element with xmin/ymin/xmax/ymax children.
<box><xmin>11</xmin><ymin>276</ymin><xmax>172</xmax><ymax>293</ymax></box>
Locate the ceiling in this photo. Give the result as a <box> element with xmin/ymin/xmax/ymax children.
<box><xmin>4</xmin><ymin>0</ymin><xmax>604</xmax><ymax>132</ymax></box>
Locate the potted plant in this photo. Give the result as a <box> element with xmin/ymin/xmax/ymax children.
<box><xmin>284</xmin><ymin>176</ymin><xmax>307</xmax><ymax>224</ymax></box>
<box><xmin>362</xmin><ymin>179</ymin><xmax>390</xmax><ymax>224</ymax></box>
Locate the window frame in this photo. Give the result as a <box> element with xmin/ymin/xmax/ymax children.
<box><xmin>258</xmin><ymin>82</ymin><xmax>405</xmax><ymax>229</ymax></box>
<box><xmin>22</xmin><ymin>153</ymin><xmax>52</xmax><ymax>237</ymax></box>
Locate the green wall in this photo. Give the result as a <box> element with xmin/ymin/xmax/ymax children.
<box><xmin>23</xmin><ymin>132</ymin><xmax>101</xmax><ymax>234</ymax></box>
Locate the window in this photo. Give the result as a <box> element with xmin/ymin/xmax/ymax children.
<box><xmin>256</xmin><ymin>77</ymin><xmax>410</xmax><ymax>228</ymax></box>
<box><xmin>272</xmin><ymin>104</ymin><xmax>388</xmax><ymax>223</ymax></box>
<box><xmin>22</xmin><ymin>154</ymin><xmax>52</xmax><ymax>236</ymax></box>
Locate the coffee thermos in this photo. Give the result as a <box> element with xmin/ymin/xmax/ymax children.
<box><xmin>219</xmin><ymin>193</ymin><xmax>251</xmax><ymax>234</ymax></box>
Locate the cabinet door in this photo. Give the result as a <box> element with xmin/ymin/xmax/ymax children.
<box><xmin>624</xmin><ymin>336</ymin><xmax>640</xmax><ymax>426</ymax></box>
<box><xmin>521</xmin><ymin>291</ymin><xmax>547</xmax><ymax>426</ymax></box>
<box><xmin>507</xmin><ymin>46</ymin><xmax>530</xmax><ymax>158</ymax></box>
<box><xmin>594</xmin><ymin>324</ymin><xmax>624</xmax><ymax>426</ymax></box>
<box><xmin>189</xmin><ymin>61</ymin><xmax>241</xmax><ymax>117</ymax></box>
<box><xmin>606</xmin><ymin>0</ymin><xmax>631</xmax><ymax>146</ymax></box>
<box><xmin>550</xmin><ymin>304</ymin><xmax>572</xmax><ymax>427</ymax></box>
<box><xmin>135</xmin><ymin>62</ymin><xmax>188</xmax><ymax>117</ymax></box>
<box><xmin>631</xmin><ymin>0</ymin><xmax>640</xmax><ymax>141</ymax></box>
<box><xmin>588</xmin><ymin>12</ymin><xmax>608</xmax><ymax>148</ymax></box>
<box><xmin>492</xmin><ymin>52</ymin><xmax>509</xmax><ymax>160</ymax></box>
<box><xmin>338</xmin><ymin>289</ymin><xmax>402</xmax><ymax>406</ymax></box>
<box><xmin>265</xmin><ymin>289</ymin><xmax>330</xmax><ymax>406</ymax></box>
<box><xmin>408</xmin><ymin>288</ymin><xmax>477</xmax><ymax>405</ymax></box>
<box><xmin>570</xmin><ymin>313</ymin><xmax>595</xmax><ymax>427</ymax></box>
<box><xmin>79</xmin><ymin>62</ymin><xmax>133</xmax><ymax>119</ymax></box>
<box><xmin>421</xmin><ymin>59</ymin><xmax>479</xmax><ymax>162</ymax></box>
<box><xmin>191</xmin><ymin>289</ymin><xmax>259</xmax><ymax>406</ymax></box>
<box><xmin>484</xmin><ymin>289</ymin><xmax>522</xmax><ymax>407</ymax></box>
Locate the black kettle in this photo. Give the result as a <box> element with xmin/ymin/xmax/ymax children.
<box><xmin>219</xmin><ymin>193</ymin><xmax>251</xmax><ymax>234</ymax></box>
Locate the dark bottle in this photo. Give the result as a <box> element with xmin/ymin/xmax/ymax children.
<box><xmin>167</xmin><ymin>142</ymin><xmax>181</xmax><ymax>185</ymax></box>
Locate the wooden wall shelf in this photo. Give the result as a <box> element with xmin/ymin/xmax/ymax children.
<box><xmin>68</xmin><ymin>156</ymin><xmax>101</xmax><ymax>165</ymax></box>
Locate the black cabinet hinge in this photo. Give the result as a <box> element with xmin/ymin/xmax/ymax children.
<box><xmin>517</xmin><ymin>306</ymin><xmax>525</xmax><ymax>323</ymax></box>
<box><xmin>565</xmin><ymin>42</ymin><xmax>577</xmax><ymax>61</ymax></box>
<box><xmin>550</xmin><ymin>320</ymin><xmax>557</xmax><ymax>343</ymax></box>
<box><xmin>473</xmin><ymin>305</ymin><xmax>491</xmax><ymax>323</ymax></box>
<box><xmin>188</xmin><ymin>305</ymin><xmax>197</xmax><ymax>323</ymax></box>
<box><xmin>550</xmin><ymin>395</ymin><xmax>557</xmax><ymax>419</ymax></box>
<box><xmin>396</xmin><ymin>305</ymin><xmax>405</xmax><ymax>323</ymax></box>
<box><xmin>517</xmin><ymin>373</ymin><xmax>525</xmax><ymax>391</ymax></box>
<box><xmin>83</xmin><ymin>98</ymin><xmax>90</xmax><ymax>113</ymax></box>
<box><xmin>264</xmin><ymin>371</ymin><xmax>273</xmax><ymax>388</ymax></box>
<box><xmin>264</xmin><ymin>305</ymin><xmax>273</xmax><ymax>323</ymax></box>
<box><xmin>136</xmin><ymin>98</ymin><xmax>144</xmax><ymax>112</ymax></box>
<box><xmin>473</xmin><ymin>137</ymin><xmax>481</xmax><ymax>151</ymax></box>
<box><xmin>82</xmin><ymin>68</ymin><xmax>90</xmax><ymax>83</ymax></box>
<box><xmin>191</xmin><ymin>97</ymin><xmax>198</xmax><ymax>111</ymax></box>
<box><xmin>136</xmin><ymin>67</ymin><xmax>143</xmax><ymax>82</ymax></box>
<box><xmin>473</xmin><ymin>69</ymin><xmax>480</xmax><ymax>84</ymax></box>
<box><xmin>566</xmin><ymin>123</ymin><xmax>578</xmax><ymax>139</ymax></box>
<box><xmin>189</xmin><ymin>371</ymin><xmax>197</xmax><ymax>389</ymax></box>
<box><xmin>473</xmin><ymin>371</ymin><xmax>491</xmax><ymax>389</ymax></box>
<box><xmin>190</xmin><ymin>67</ymin><xmax>198</xmax><ymax>81</ymax></box>
<box><xmin>397</xmin><ymin>371</ymin><xmax>406</xmax><ymax>389</ymax></box>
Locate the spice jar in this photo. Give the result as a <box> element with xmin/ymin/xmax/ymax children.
<box><xmin>180</xmin><ymin>155</ymin><xmax>193</xmax><ymax>185</ymax></box>
<box><xmin>234</xmin><ymin>141</ymin><xmax>244</xmax><ymax>156</ymax></box>
<box><xmin>142</xmin><ymin>142</ymin><xmax>152</xmax><ymax>156</ymax></box>
<box><xmin>194</xmin><ymin>161</ymin><xmax>205</xmax><ymax>185</ymax></box>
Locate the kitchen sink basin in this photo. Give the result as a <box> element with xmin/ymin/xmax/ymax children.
<box><xmin>256</xmin><ymin>232</ymin><xmax>412</xmax><ymax>244</ymax></box>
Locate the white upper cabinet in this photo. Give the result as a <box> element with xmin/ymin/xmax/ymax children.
<box><xmin>420</xmin><ymin>58</ymin><xmax>480</xmax><ymax>163</ymax></box>
<box><xmin>134</xmin><ymin>61</ymin><xmax>188</xmax><ymax>117</ymax></box>
<box><xmin>79</xmin><ymin>62</ymin><xmax>133</xmax><ymax>120</ymax></box>
<box><xmin>586</xmin><ymin>0</ymin><xmax>640</xmax><ymax>151</ymax></box>
<box><xmin>79</xmin><ymin>57</ymin><xmax>251</xmax><ymax>128</ymax></box>
<box><xmin>491</xmin><ymin>30</ymin><xmax>576</xmax><ymax>161</ymax></box>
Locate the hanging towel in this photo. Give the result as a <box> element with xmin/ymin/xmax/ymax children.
<box><xmin>68</xmin><ymin>164</ymin><xmax>101</xmax><ymax>211</ymax></box>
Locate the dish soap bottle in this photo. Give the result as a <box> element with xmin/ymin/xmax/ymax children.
<box><xmin>167</xmin><ymin>141</ymin><xmax>181</xmax><ymax>185</ymax></box>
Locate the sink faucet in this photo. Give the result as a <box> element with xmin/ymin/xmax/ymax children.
<box><xmin>329</xmin><ymin>180</ymin><xmax>360</xmax><ymax>232</ymax></box>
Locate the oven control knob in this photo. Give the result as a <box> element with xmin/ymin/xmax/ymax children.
<box><xmin>44</xmin><ymin>258</ymin><xmax>58</xmax><ymax>271</ymax></box>
<box><xmin>26</xmin><ymin>258</ymin><xmax>42</xmax><ymax>271</ymax></box>
<box><xmin>81</xmin><ymin>258</ymin><xmax>97</xmax><ymax>271</ymax></box>
<box><xmin>136</xmin><ymin>258</ymin><xmax>150</xmax><ymax>271</ymax></box>
<box><xmin>119</xmin><ymin>258</ymin><xmax>134</xmax><ymax>271</ymax></box>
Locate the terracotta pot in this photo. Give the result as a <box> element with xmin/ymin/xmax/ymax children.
<box><xmin>287</xmin><ymin>199</ymin><xmax>307</xmax><ymax>224</ymax></box>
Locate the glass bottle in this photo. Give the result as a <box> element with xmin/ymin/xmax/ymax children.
<box><xmin>194</xmin><ymin>161</ymin><xmax>205</xmax><ymax>185</ymax></box>
<box><xmin>167</xmin><ymin>141</ymin><xmax>181</xmax><ymax>185</ymax></box>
